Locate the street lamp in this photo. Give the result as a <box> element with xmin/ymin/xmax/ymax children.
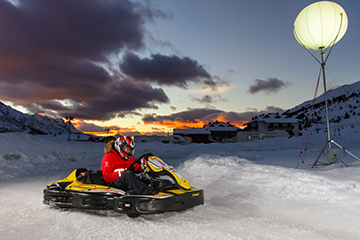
<box><xmin>105</xmin><ymin>128</ymin><xmax>110</xmax><ymax>137</ymax></box>
<box><xmin>293</xmin><ymin>1</ymin><xmax>348</xmax><ymax>165</ymax></box>
<box><xmin>65</xmin><ymin>116</ymin><xmax>74</xmax><ymax>140</ymax></box>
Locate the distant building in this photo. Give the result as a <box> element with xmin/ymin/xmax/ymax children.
<box><xmin>173</xmin><ymin>128</ymin><xmax>211</xmax><ymax>143</ymax></box>
<box><xmin>168</xmin><ymin>115</ymin><xmax>302</xmax><ymax>144</ymax></box>
<box><xmin>134</xmin><ymin>135</ymin><xmax>191</xmax><ymax>145</ymax></box>
<box><xmin>241</xmin><ymin>113</ymin><xmax>302</xmax><ymax>141</ymax></box>
<box><xmin>173</xmin><ymin>121</ymin><xmax>241</xmax><ymax>143</ymax></box>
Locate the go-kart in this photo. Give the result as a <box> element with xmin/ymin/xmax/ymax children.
<box><xmin>43</xmin><ymin>154</ymin><xmax>204</xmax><ymax>217</ymax></box>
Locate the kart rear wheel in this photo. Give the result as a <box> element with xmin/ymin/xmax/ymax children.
<box><xmin>127</xmin><ymin>213</ymin><xmax>140</xmax><ymax>218</ymax></box>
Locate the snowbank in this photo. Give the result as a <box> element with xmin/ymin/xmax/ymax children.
<box><xmin>1</xmin><ymin>132</ymin><xmax>360</xmax><ymax>239</ymax></box>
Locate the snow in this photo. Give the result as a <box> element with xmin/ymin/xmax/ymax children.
<box><xmin>1</xmin><ymin>131</ymin><xmax>360</xmax><ymax>239</ymax></box>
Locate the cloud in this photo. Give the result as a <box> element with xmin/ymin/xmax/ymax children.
<box><xmin>189</xmin><ymin>94</ymin><xmax>228</xmax><ymax>109</ymax></box>
<box><xmin>57</xmin><ymin>78</ymin><xmax>169</xmax><ymax>120</ymax></box>
<box><xmin>7</xmin><ymin>76</ymin><xmax>169</xmax><ymax>120</ymax></box>
<box><xmin>0</xmin><ymin>0</ymin><xmax>172</xmax><ymax>120</ymax></box>
<box><xmin>190</xmin><ymin>94</ymin><xmax>228</xmax><ymax>104</ymax></box>
<box><xmin>248</xmin><ymin>77</ymin><xmax>291</xmax><ymax>94</ymax></box>
<box><xmin>74</xmin><ymin>121</ymin><xmax>108</xmax><ymax>133</ymax></box>
<box><xmin>142</xmin><ymin>108</ymin><xmax>224</xmax><ymax>128</ymax></box>
<box><xmin>264</xmin><ymin>105</ymin><xmax>286</xmax><ymax>113</ymax></box>
<box><xmin>143</xmin><ymin>108</ymin><xmax>224</xmax><ymax>123</ymax></box>
<box><xmin>120</xmin><ymin>52</ymin><xmax>221</xmax><ymax>89</ymax></box>
<box><xmin>0</xmin><ymin>0</ymin><xmax>233</xmax><ymax>125</ymax></box>
<box><xmin>73</xmin><ymin>120</ymin><xmax>144</xmax><ymax>136</ymax></box>
<box><xmin>142</xmin><ymin>106</ymin><xmax>286</xmax><ymax>129</ymax></box>
<box><xmin>1</xmin><ymin>0</ymin><xmax>152</xmax><ymax>57</ymax></box>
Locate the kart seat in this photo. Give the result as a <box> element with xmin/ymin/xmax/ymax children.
<box><xmin>78</xmin><ymin>169</ymin><xmax>111</xmax><ymax>186</ymax></box>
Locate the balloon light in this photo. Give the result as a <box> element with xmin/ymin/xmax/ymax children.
<box><xmin>293</xmin><ymin>1</ymin><xmax>348</xmax><ymax>51</ymax></box>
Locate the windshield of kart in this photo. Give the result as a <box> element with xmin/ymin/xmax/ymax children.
<box><xmin>130</xmin><ymin>154</ymin><xmax>190</xmax><ymax>189</ymax></box>
<box><xmin>129</xmin><ymin>154</ymin><xmax>162</xmax><ymax>173</ymax></box>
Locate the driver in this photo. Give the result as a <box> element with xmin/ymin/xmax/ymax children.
<box><xmin>101</xmin><ymin>135</ymin><xmax>157</xmax><ymax>195</ymax></box>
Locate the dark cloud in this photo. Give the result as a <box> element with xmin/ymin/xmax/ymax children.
<box><xmin>120</xmin><ymin>52</ymin><xmax>221</xmax><ymax>89</ymax></box>
<box><xmin>49</xmin><ymin>78</ymin><xmax>169</xmax><ymax>120</ymax></box>
<box><xmin>142</xmin><ymin>106</ymin><xmax>286</xmax><ymax>128</ymax></box>
<box><xmin>189</xmin><ymin>94</ymin><xmax>228</xmax><ymax>109</ymax></box>
<box><xmin>75</xmin><ymin>121</ymin><xmax>107</xmax><ymax>133</ymax></box>
<box><xmin>5</xmin><ymin>77</ymin><xmax>169</xmax><ymax>120</ymax></box>
<box><xmin>248</xmin><ymin>77</ymin><xmax>291</xmax><ymax>95</ymax></box>
<box><xmin>0</xmin><ymin>0</ymin><xmax>148</xmax><ymax>62</ymax></box>
<box><xmin>74</xmin><ymin>121</ymin><xmax>145</xmax><ymax>136</ymax></box>
<box><xmin>190</xmin><ymin>95</ymin><xmax>214</xmax><ymax>104</ymax></box>
<box><xmin>264</xmin><ymin>105</ymin><xmax>286</xmax><ymax>113</ymax></box>
<box><xmin>0</xmin><ymin>0</ymin><xmax>171</xmax><ymax>120</ymax></box>
<box><xmin>142</xmin><ymin>108</ymin><xmax>224</xmax><ymax>124</ymax></box>
<box><xmin>0</xmin><ymin>0</ymin><xmax>231</xmax><ymax>124</ymax></box>
<box><xmin>190</xmin><ymin>94</ymin><xmax>228</xmax><ymax>104</ymax></box>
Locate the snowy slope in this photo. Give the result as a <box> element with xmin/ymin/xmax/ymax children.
<box><xmin>285</xmin><ymin>81</ymin><xmax>360</xmax><ymax>124</ymax></box>
<box><xmin>0</xmin><ymin>102</ymin><xmax>81</xmax><ymax>135</ymax></box>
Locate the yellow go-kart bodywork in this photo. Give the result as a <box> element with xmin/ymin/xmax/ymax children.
<box><xmin>43</xmin><ymin>155</ymin><xmax>204</xmax><ymax>217</ymax></box>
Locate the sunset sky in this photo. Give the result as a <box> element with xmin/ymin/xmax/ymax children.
<box><xmin>1</xmin><ymin>0</ymin><xmax>360</xmax><ymax>136</ymax></box>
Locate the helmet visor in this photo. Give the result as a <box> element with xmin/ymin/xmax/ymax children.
<box><xmin>121</xmin><ymin>144</ymin><xmax>135</xmax><ymax>157</ymax></box>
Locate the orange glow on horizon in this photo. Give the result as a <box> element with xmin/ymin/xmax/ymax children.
<box><xmin>74</xmin><ymin>117</ymin><xmax>247</xmax><ymax>137</ymax></box>
<box><xmin>144</xmin><ymin>117</ymin><xmax>247</xmax><ymax>130</ymax></box>
<box><xmin>216</xmin><ymin>116</ymin><xmax>247</xmax><ymax>128</ymax></box>
<box><xmin>83</xmin><ymin>129</ymin><xmax>119</xmax><ymax>136</ymax></box>
<box><xmin>144</xmin><ymin>119</ymin><xmax>205</xmax><ymax>129</ymax></box>
<box><xmin>83</xmin><ymin>129</ymin><xmax>170</xmax><ymax>137</ymax></box>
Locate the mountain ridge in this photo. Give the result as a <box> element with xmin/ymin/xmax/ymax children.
<box><xmin>0</xmin><ymin>102</ymin><xmax>81</xmax><ymax>135</ymax></box>
<box><xmin>284</xmin><ymin>80</ymin><xmax>360</xmax><ymax>125</ymax></box>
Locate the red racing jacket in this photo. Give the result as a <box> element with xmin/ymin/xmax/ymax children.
<box><xmin>101</xmin><ymin>147</ymin><xmax>140</xmax><ymax>184</ymax></box>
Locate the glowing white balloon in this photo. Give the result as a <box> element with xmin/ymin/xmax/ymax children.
<box><xmin>293</xmin><ymin>1</ymin><xmax>348</xmax><ymax>50</ymax></box>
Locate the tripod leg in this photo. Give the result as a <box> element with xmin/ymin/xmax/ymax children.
<box><xmin>338</xmin><ymin>157</ymin><xmax>348</xmax><ymax>167</ymax></box>
<box><xmin>311</xmin><ymin>141</ymin><xmax>329</xmax><ymax>168</ymax></box>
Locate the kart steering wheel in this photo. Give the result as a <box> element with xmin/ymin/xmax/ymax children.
<box><xmin>128</xmin><ymin>153</ymin><xmax>153</xmax><ymax>173</ymax></box>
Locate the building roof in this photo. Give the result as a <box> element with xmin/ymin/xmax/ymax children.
<box><xmin>202</xmin><ymin>121</ymin><xmax>240</xmax><ymax>131</ymax></box>
<box><xmin>173</xmin><ymin>121</ymin><xmax>240</xmax><ymax>134</ymax></box>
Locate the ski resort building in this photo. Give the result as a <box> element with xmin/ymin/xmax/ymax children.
<box><xmin>173</xmin><ymin>121</ymin><xmax>241</xmax><ymax>143</ymax></box>
<box><xmin>134</xmin><ymin>135</ymin><xmax>190</xmax><ymax>145</ymax></box>
<box><xmin>241</xmin><ymin>113</ymin><xmax>302</xmax><ymax>141</ymax></box>
<box><xmin>139</xmin><ymin>116</ymin><xmax>302</xmax><ymax>144</ymax></box>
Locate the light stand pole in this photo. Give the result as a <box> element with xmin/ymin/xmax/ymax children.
<box><xmin>320</xmin><ymin>48</ymin><xmax>332</xmax><ymax>149</ymax></box>
<box><xmin>311</xmin><ymin>48</ymin><xmax>336</xmax><ymax>168</ymax></box>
